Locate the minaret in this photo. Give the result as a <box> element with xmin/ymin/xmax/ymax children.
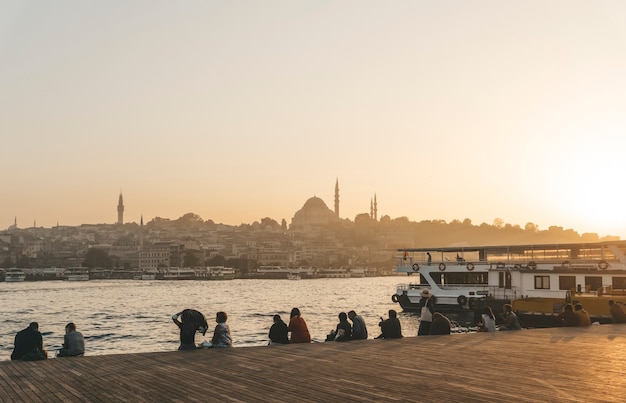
<box><xmin>117</xmin><ymin>192</ymin><xmax>124</xmax><ymax>225</ymax></box>
<box><xmin>374</xmin><ymin>193</ymin><xmax>378</xmax><ymax>221</ymax></box>
<box><xmin>139</xmin><ymin>215</ymin><xmax>144</xmax><ymax>250</ymax></box>
<box><xmin>334</xmin><ymin>178</ymin><xmax>339</xmax><ymax>218</ymax></box>
<box><xmin>370</xmin><ymin>198</ymin><xmax>374</xmax><ymax>218</ymax></box>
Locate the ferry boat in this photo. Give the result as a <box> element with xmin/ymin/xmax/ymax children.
<box><xmin>4</xmin><ymin>268</ymin><xmax>26</xmax><ymax>282</ymax></box>
<box><xmin>133</xmin><ymin>269</ymin><xmax>157</xmax><ymax>280</ymax></box>
<box><xmin>391</xmin><ymin>241</ymin><xmax>626</xmax><ymax>326</ymax></box>
<box><xmin>194</xmin><ymin>266</ymin><xmax>236</xmax><ymax>280</ymax></box>
<box><xmin>64</xmin><ymin>267</ymin><xmax>90</xmax><ymax>281</ymax></box>
<box><xmin>160</xmin><ymin>267</ymin><xmax>196</xmax><ymax>280</ymax></box>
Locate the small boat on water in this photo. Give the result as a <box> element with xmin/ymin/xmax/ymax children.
<box><xmin>4</xmin><ymin>268</ymin><xmax>26</xmax><ymax>282</ymax></box>
<box><xmin>392</xmin><ymin>241</ymin><xmax>626</xmax><ymax>326</ymax></box>
<box><xmin>287</xmin><ymin>272</ymin><xmax>301</xmax><ymax>280</ymax></box>
<box><xmin>64</xmin><ymin>267</ymin><xmax>90</xmax><ymax>281</ymax></box>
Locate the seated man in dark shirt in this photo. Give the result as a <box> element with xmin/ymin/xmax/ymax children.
<box><xmin>11</xmin><ymin>322</ymin><xmax>47</xmax><ymax>361</ymax></box>
<box><xmin>376</xmin><ymin>310</ymin><xmax>403</xmax><ymax>339</ymax></box>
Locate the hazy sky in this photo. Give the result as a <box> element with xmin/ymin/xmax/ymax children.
<box><xmin>2</xmin><ymin>1</ymin><xmax>626</xmax><ymax>238</ymax></box>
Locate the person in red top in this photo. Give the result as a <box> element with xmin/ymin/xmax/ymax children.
<box><xmin>287</xmin><ymin>307</ymin><xmax>311</xmax><ymax>343</ymax></box>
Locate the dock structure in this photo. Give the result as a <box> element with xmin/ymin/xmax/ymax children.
<box><xmin>1</xmin><ymin>325</ymin><xmax>625</xmax><ymax>402</ymax></box>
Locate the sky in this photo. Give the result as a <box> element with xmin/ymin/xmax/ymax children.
<box><xmin>2</xmin><ymin>1</ymin><xmax>626</xmax><ymax>238</ymax></box>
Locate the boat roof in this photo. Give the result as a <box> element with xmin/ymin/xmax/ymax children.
<box><xmin>397</xmin><ymin>240</ymin><xmax>626</xmax><ymax>254</ymax></box>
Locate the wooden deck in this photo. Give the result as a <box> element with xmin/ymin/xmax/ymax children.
<box><xmin>1</xmin><ymin>325</ymin><xmax>625</xmax><ymax>402</ymax></box>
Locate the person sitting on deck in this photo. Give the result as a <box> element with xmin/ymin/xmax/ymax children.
<box><xmin>348</xmin><ymin>310</ymin><xmax>368</xmax><ymax>340</ymax></box>
<box><xmin>287</xmin><ymin>308</ymin><xmax>311</xmax><ymax>343</ymax></box>
<box><xmin>268</xmin><ymin>314</ymin><xmax>289</xmax><ymax>345</ymax></box>
<box><xmin>500</xmin><ymin>304</ymin><xmax>522</xmax><ymax>330</ymax></box>
<box><xmin>11</xmin><ymin>322</ymin><xmax>47</xmax><ymax>361</ymax></box>
<box><xmin>211</xmin><ymin>311</ymin><xmax>232</xmax><ymax>348</ymax></box>
<box><xmin>555</xmin><ymin>304</ymin><xmax>578</xmax><ymax>327</ymax></box>
<box><xmin>478</xmin><ymin>307</ymin><xmax>496</xmax><ymax>332</ymax></box>
<box><xmin>327</xmin><ymin>312</ymin><xmax>352</xmax><ymax>342</ymax></box>
<box><xmin>429</xmin><ymin>312</ymin><xmax>452</xmax><ymax>335</ymax></box>
<box><xmin>172</xmin><ymin>309</ymin><xmax>208</xmax><ymax>350</ymax></box>
<box><xmin>608</xmin><ymin>300</ymin><xmax>626</xmax><ymax>324</ymax></box>
<box><xmin>58</xmin><ymin>322</ymin><xmax>85</xmax><ymax>357</ymax></box>
<box><xmin>574</xmin><ymin>304</ymin><xmax>592</xmax><ymax>326</ymax></box>
<box><xmin>376</xmin><ymin>309</ymin><xmax>403</xmax><ymax>339</ymax></box>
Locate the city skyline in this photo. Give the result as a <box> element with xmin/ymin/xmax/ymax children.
<box><xmin>3</xmin><ymin>2</ymin><xmax>626</xmax><ymax>238</ymax></box>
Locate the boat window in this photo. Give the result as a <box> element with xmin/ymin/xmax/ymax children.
<box><xmin>611</xmin><ymin>277</ymin><xmax>626</xmax><ymax>290</ymax></box>
<box><xmin>584</xmin><ymin>276</ymin><xmax>602</xmax><ymax>292</ymax></box>
<box><xmin>428</xmin><ymin>272</ymin><xmax>488</xmax><ymax>285</ymax></box>
<box><xmin>559</xmin><ymin>276</ymin><xmax>576</xmax><ymax>291</ymax></box>
<box><xmin>498</xmin><ymin>272</ymin><xmax>512</xmax><ymax>289</ymax></box>
<box><xmin>535</xmin><ymin>275</ymin><xmax>550</xmax><ymax>290</ymax></box>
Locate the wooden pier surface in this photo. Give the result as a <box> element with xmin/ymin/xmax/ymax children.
<box><xmin>1</xmin><ymin>325</ymin><xmax>625</xmax><ymax>402</ymax></box>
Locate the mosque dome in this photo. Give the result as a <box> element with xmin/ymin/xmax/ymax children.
<box><xmin>291</xmin><ymin>196</ymin><xmax>338</xmax><ymax>229</ymax></box>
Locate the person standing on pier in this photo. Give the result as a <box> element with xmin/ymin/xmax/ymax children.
<box><xmin>287</xmin><ymin>307</ymin><xmax>311</xmax><ymax>343</ymax></box>
<box><xmin>11</xmin><ymin>322</ymin><xmax>47</xmax><ymax>361</ymax></box>
<box><xmin>58</xmin><ymin>322</ymin><xmax>85</xmax><ymax>357</ymax></box>
<box><xmin>268</xmin><ymin>314</ymin><xmax>289</xmax><ymax>345</ymax></box>
<box><xmin>348</xmin><ymin>310</ymin><xmax>368</xmax><ymax>340</ymax></box>
<box><xmin>417</xmin><ymin>289</ymin><xmax>434</xmax><ymax>336</ymax></box>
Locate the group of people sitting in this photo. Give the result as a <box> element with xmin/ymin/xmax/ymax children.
<box><xmin>555</xmin><ymin>303</ymin><xmax>592</xmax><ymax>327</ymax></box>
<box><xmin>172</xmin><ymin>309</ymin><xmax>232</xmax><ymax>349</ymax></box>
<box><xmin>323</xmin><ymin>310</ymin><xmax>369</xmax><ymax>342</ymax></box>
<box><xmin>10</xmin><ymin>322</ymin><xmax>85</xmax><ymax>361</ymax></box>
<box><xmin>555</xmin><ymin>300</ymin><xmax>626</xmax><ymax>327</ymax></box>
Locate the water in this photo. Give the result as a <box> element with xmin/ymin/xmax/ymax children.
<box><xmin>1</xmin><ymin>277</ymin><xmax>425</xmax><ymax>360</ymax></box>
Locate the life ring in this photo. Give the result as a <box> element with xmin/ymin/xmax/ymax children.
<box><xmin>598</xmin><ymin>260</ymin><xmax>608</xmax><ymax>270</ymax></box>
<box><xmin>466</xmin><ymin>262</ymin><xmax>474</xmax><ymax>271</ymax></box>
<box><xmin>562</xmin><ymin>261</ymin><xmax>570</xmax><ymax>269</ymax></box>
<box><xmin>438</xmin><ymin>263</ymin><xmax>446</xmax><ymax>271</ymax></box>
<box><xmin>496</xmin><ymin>262</ymin><xmax>505</xmax><ymax>269</ymax></box>
<box><xmin>412</xmin><ymin>263</ymin><xmax>420</xmax><ymax>272</ymax></box>
<box><xmin>527</xmin><ymin>261</ymin><xmax>537</xmax><ymax>270</ymax></box>
<box><xmin>391</xmin><ymin>294</ymin><xmax>399</xmax><ymax>303</ymax></box>
<box><xmin>457</xmin><ymin>295</ymin><xmax>467</xmax><ymax>306</ymax></box>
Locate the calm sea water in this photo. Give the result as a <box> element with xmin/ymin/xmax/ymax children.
<box><xmin>1</xmin><ymin>277</ymin><xmax>428</xmax><ymax>360</ymax></box>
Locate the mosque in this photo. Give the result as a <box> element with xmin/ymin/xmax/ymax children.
<box><xmin>289</xmin><ymin>179</ymin><xmax>378</xmax><ymax>229</ymax></box>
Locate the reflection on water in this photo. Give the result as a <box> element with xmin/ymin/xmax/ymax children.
<box><xmin>0</xmin><ymin>277</ymin><xmax>439</xmax><ymax>360</ymax></box>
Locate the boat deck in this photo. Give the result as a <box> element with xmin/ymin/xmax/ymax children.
<box><xmin>1</xmin><ymin>325</ymin><xmax>625</xmax><ymax>402</ymax></box>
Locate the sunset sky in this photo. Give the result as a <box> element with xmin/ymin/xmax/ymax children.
<box><xmin>2</xmin><ymin>1</ymin><xmax>626</xmax><ymax>239</ymax></box>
